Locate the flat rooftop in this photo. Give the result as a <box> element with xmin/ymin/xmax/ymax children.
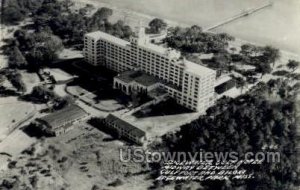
<box><xmin>139</xmin><ymin>42</ymin><xmax>181</xmax><ymax>59</ymax></box>
<box><xmin>215</xmin><ymin>75</ymin><xmax>232</xmax><ymax>87</ymax></box>
<box><xmin>183</xmin><ymin>59</ymin><xmax>216</xmax><ymax>76</ymax></box>
<box><xmin>85</xmin><ymin>31</ymin><xmax>130</xmax><ymax>47</ymax></box>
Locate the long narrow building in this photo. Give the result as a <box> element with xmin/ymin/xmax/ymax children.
<box><xmin>83</xmin><ymin>28</ymin><xmax>216</xmax><ymax>113</ymax></box>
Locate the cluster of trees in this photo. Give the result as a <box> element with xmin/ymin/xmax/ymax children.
<box><xmin>7</xmin><ymin>30</ymin><xmax>63</xmax><ymax>71</ymax></box>
<box><xmin>165</xmin><ymin>25</ymin><xmax>235</xmax><ymax>53</ymax></box>
<box><xmin>0</xmin><ymin>69</ymin><xmax>26</xmax><ymax>94</ymax></box>
<box><xmin>31</xmin><ymin>1</ymin><xmax>133</xmax><ymax>45</ymax></box>
<box><xmin>1</xmin><ymin>0</ymin><xmax>43</xmax><ymax>24</ymax></box>
<box><xmin>26</xmin><ymin>85</ymin><xmax>58</xmax><ymax>103</ymax></box>
<box><xmin>211</xmin><ymin>51</ymin><xmax>233</xmax><ymax>75</ymax></box>
<box><xmin>3</xmin><ymin>0</ymin><xmax>134</xmax><ymax>46</ymax></box>
<box><xmin>239</xmin><ymin>44</ymin><xmax>280</xmax><ymax>77</ymax></box>
<box><xmin>157</xmin><ymin>84</ymin><xmax>298</xmax><ymax>189</ymax></box>
<box><xmin>23</xmin><ymin>85</ymin><xmax>73</xmax><ymax>110</ymax></box>
<box><xmin>206</xmin><ymin>43</ymin><xmax>281</xmax><ymax>79</ymax></box>
<box><xmin>147</xmin><ymin>18</ymin><xmax>167</xmax><ymax>34</ymax></box>
<box><xmin>265</xmin><ymin>78</ymin><xmax>299</xmax><ymax>100</ymax></box>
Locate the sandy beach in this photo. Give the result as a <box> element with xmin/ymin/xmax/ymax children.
<box><xmin>72</xmin><ymin>0</ymin><xmax>300</xmax><ymax>71</ymax></box>
<box><xmin>73</xmin><ymin>0</ymin><xmax>300</xmax><ymax>54</ymax></box>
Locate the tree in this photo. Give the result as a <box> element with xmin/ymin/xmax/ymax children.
<box><xmin>53</xmin><ymin>96</ymin><xmax>74</xmax><ymax>110</ymax></box>
<box><xmin>257</xmin><ymin>62</ymin><xmax>272</xmax><ymax>78</ymax></box>
<box><xmin>217</xmin><ymin>32</ymin><xmax>235</xmax><ymax>42</ymax></box>
<box><xmin>35</xmin><ymin>0</ymin><xmax>62</xmax><ymax>17</ymax></box>
<box><xmin>148</xmin><ymin>18</ymin><xmax>167</xmax><ymax>34</ymax></box>
<box><xmin>27</xmin><ymin>32</ymin><xmax>63</xmax><ymax>69</ymax></box>
<box><xmin>277</xmin><ymin>87</ymin><xmax>288</xmax><ymax>100</ymax></box>
<box><xmin>29</xmin><ymin>175</ymin><xmax>38</xmax><ymax>188</ymax></box>
<box><xmin>212</xmin><ymin>52</ymin><xmax>232</xmax><ymax>74</ymax></box>
<box><xmin>287</xmin><ymin>59</ymin><xmax>299</xmax><ymax>72</ymax></box>
<box><xmin>165</xmin><ymin>26</ymin><xmax>231</xmax><ymax>54</ymax></box>
<box><xmin>240</xmin><ymin>43</ymin><xmax>257</xmax><ymax>57</ymax></box>
<box><xmin>2</xmin><ymin>5</ymin><xmax>26</xmax><ymax>24</ymax></box>
<box><xmin>8</xmin><ymin>46</ymin><xmax>28</xmax><ymax>69</ymax></box>
<box><xmin>6</xmin><ymin>71</ymin><xmax>27</xmax><ymax>93</ymax></box>
<box><xmin>162</xmin><ymin>91</ymin><xmax>298</xmax><ymax>189</ymax></box>
<box><xmin>29</xmin><ymin>85</ymin><xmax>59</xmax><ymax>103</ymax></box>
<box><xmin>13</xmin><ymin>29</ymin><xmax>35</xmax><ymax>51</ymax></box>
<box><xmin>61</xmin><ymin>0</ymin><xmax>74</xmax><ymax>12</ymax></box>
<box><xmin>108</xmin><ymin>178</ymin><xmax>123</xmax><ymax>187</ymax></box>
<box><xmin>262</xmin><ymin>46</ymin><xmax>280</xmax><ymax>67</ymax></box>
<box><xmin>236</xmin><ymin>77</ymin><xmax>246</xmax><ymax>93</ymax></box>
<box><xmin>91</xmin><ymin>7</ymin><xmax>113</xmax><ymax>23</ymax></box>
<box><xmin>267</xmin><ymin>79</ymin><xmax>277</xmax><ymax>97</ymax></box>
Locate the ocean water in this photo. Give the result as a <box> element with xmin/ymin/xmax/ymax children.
<box><xmin>97</xmin><ymin>0</ymin><xmax>300</xmax><ymax>54</ymax></box>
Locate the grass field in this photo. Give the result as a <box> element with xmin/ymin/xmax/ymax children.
<box><xmin>0</xmin><ymin>97</ymin><xmax>35</xmax><ymax>141</ymax></box>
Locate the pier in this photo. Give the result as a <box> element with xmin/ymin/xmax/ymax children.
<box><xmin>204</xmin><ymin>2</ymin><xmax>273</xmax><ymax>31</ymax></box>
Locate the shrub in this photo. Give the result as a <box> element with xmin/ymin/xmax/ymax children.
<box><xmin>108</xmin><ymin>178</ymin><xmax>124</xmax><ymax>187</ymax></box>
<box><xmin>272</xmin><ymin>70</ymin><xmax>289</xmax><ymax>76</ymax></box>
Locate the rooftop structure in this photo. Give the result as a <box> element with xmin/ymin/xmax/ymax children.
<box><xmin>114</xmin><ymin>70</ymin><xmax>161</xmax><ymax>96</ymax></box>
<box><xmin>181</xmin><ymin>58</ymin><xmax>216</xmax><ymax>76</ymax></box>
<box><xmin>85</xmin><ymin>31</ymin><xmax>130</xmax><ymax>47</ymax></box>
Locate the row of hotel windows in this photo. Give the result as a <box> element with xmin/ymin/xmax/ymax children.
<box><xmin>99</xmin><ymin>51</ymin><xmax>182</xmax><ymax>86</ymax></box>
<box><xmin>89</xmin><ymin>37</ymin><xmax>213</xmax><ymax>86</ymax></box>
<box><xmin>98</xmin><ymin>48</ymin><xmax>169</xmax><ymax>65</ymax></box>
<box><xmin>95</xmin><ymin>36</ymin><xmax>173</xmax><ymax>66</ymax></box>
<box><xmin>106</xmin><ymin>59</ymin><xmax>132</xmax><ymax>73</ymax></box>
<box><xmin>144</xmin><ymin>69</ymin><xmax>180</xmax><ymax>86</ymax></box>
<box><xmin>164</xmin><ymin>87</ymin><xmax>198</xmax><ymax>109</ymax></box>
<box><xmin>96</xmin><ymin>39</ymin><xmax>171</xmax><ymax>62</ymax></box>
<box><xmin>94</xmin><ymin>40</ymin><xmax>183</xmax><ymax>77</ymax></box>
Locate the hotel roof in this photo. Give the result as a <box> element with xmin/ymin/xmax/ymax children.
<box><xmin>183</xmin><ymin>59</ymin><xmax>216</xmax><ymax>76</ymax></box>
<box><xmin>85</xmin><ymin>31</ymin><xmax>130</xmax><ymax>47</ymax></box>
<box><xmin>215</xmin><ymin>75</ymin><xmax>232</xmax><ymax>87</ymax></box>
<box><xmin>139</xmin><ymin>42</ymin><xmax>181</xmax><ymax>59</ymax></box>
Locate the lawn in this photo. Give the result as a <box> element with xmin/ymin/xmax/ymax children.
<box><xmin>0</xmin><ymin>97</ymin><xmax>36</xmax><ymax>141</ymax></box>
<box><xmin>20</xmin><ymin>71</ymin><xmax>40</xmax><ymax>93</ymax></box>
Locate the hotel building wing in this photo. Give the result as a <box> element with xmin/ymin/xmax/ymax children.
<box><xmin>83</xmin><ymin>28</ymin><xmax>216</xmax><ymax>113</ymax></box>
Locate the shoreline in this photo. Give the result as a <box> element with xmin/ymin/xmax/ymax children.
<box><xmin>72</xmin><ymin>0</ymin><xmax>300</xmax><ymax>62</ymax></box>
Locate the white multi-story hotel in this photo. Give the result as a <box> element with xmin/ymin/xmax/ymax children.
<box><xmin>83</xmin><ymin>28</ymin><xmax>216</xmax><ymax>113</ymax></box>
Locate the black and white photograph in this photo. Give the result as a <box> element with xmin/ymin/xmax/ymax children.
<box><xmin>0</xmin><ymin>0</ymin><xmax>299</xmax><ymax>189</ymax></box>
